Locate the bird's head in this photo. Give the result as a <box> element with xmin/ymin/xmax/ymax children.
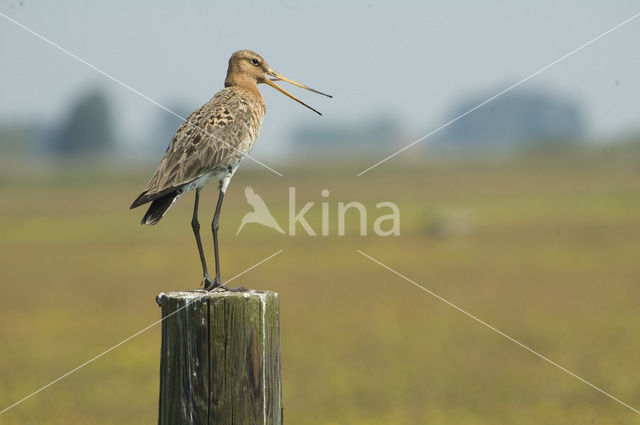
<box><xmin>225</xmin><ymin>49</ymin><xmax>331</xmax><ymax>115</ymax></box>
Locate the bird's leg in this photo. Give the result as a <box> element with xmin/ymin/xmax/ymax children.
<box><xmin>206</xmin><ymin>189</ymin><xmax>246</xmax><ymax>292</ymax></box>
<box><xmin>210</xmin><ymin>189</ymin><xmax>224</xmax><ymax>288</ymax></box>
<box><xmin>192</xmin><ymin>189</ymin><xmax>214</xmax><ymax>288</ymax></box>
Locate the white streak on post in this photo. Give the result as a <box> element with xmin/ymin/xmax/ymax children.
<box><xmin>258</xmin><ymin>291</ymin><xmax>268</xmax><ymax>425</ymax></box>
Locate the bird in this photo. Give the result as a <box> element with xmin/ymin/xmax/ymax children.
<box><xmin>236</xmin><ymin>186</ymin><xmax>285</xmax><ymax>235</ymax></box>
<box><xmin>130</xmin><ymin>50</ymin><xmax>330</xmax><ymax>291</ymax></box>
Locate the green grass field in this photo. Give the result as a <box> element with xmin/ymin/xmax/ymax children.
<box><xmin>1</xmin><ymin>147</ymin><xmax>639</xmax><ymax>424</ymax></box>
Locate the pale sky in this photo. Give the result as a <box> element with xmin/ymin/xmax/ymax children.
<box><xmin>1</xmin><ymin>0</ymin><xmax>639</xmax><ymax>160</ymax></box>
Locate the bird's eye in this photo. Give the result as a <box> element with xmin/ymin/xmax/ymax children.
<box><xmin>251</xmin><ymin>58</ymin><xmax>260</xmax><ymax>66</ymax></box>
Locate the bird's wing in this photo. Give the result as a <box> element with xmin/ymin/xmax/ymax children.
<box><xmin>245</xmin><ymin>186</ymin><xmax>270</xmax><ymax>212</ymax></box>
<box><xmin>131</xmin><ymin>88</ymin><xmax>264</xmax><ymax>207</ymax></box>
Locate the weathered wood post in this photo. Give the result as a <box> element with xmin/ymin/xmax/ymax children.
<box><xmin>156</xmin><ymin>290</ymin><xmax>282</xmax><ymax>425</ymax></box>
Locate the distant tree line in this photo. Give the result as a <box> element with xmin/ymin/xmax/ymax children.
<box><xmin>50</xmin><ymin>89</ymin><xmax>115</xmax><ymax>156</ymax></box>
<box><xmin>0</xmin><ymin>88</ymin><xmax>116</xmax><ymax>158</ymax></box>
<box><xmin>431</xmin><ymin>88</ymin><xmax>586</xmax><ymax>152</ymax></box>
<box><xmin>290</xmin><ymin>89</ymin><xmax>587</xmax><ymax>154</ymax></box>
<box><xmin>291</xmin><ymin>114</ymin><xmax>401</xmax><ymax>153</ymax></box>
<box><xmin>0</xmin><ymin>87</ymin><xmax>190</xmax><ymax>160</ymax></box>
<box><xmin>0</xmin><ymin>86</ymin><xmax>609</xmax><ymax>160</ymax></box>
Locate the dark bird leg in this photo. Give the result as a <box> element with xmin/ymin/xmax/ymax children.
<box><xmin>211</xmin><ymin>189</ymin><xmax>224</xmax><ymax>287</ymax></box>
<box><xmin>192</xmin><ymin>189</ymin><xmax>214</xmax><ymax>288</ymax></box>
<box><xmin>206</xmin><ymin>189</ymin><xmax>246</xmax><ymax>291</ymax></box>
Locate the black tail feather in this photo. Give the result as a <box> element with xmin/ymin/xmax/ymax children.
<box><xmin>141</xmin><ymin>192</ymin><xmax>178</xmax><ymax>225</ymax></box>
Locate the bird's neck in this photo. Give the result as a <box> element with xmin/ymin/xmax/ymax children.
<box><xmin>224</xmin><ymin>74</ymin><xmax>263</xmax><ymax>102</ymax></box>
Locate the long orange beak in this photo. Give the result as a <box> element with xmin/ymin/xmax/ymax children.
<box><xmin>265</xmin><ymin>69</ymin><xmax>332</xmax><ymax>116</ymax></box>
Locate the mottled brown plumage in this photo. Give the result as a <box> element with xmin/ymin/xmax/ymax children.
<box><xmin>130</xmin><ymin>49</ymin><xmax>330</xmax><ymax>290</ymax></box>
<box><xmin>130</xmin><ymin>85</ymin><xmax>265</xmax><ymax>213</ymax></box>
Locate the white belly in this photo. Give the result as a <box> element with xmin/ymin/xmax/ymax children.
<box><xmin>180</xmin><ymin>160</ymin><xmax>241</xmax><ymax>197</ymax></box>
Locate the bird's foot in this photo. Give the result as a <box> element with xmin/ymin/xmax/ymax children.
<box><xmin>203</xmin><ymin>275</ymin><xmax>248</xmax><ymax>292</ymax></box>
<box><xmin>216</xmin><ymin>284</ymin><xmax>249</xmax><ymax>292</ymax></box>
<box><xmin>201</xmin><ymin>273</ymin><xmax>215</xmax><ymax>290</ymax></box>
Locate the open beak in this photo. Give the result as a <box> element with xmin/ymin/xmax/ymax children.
<box><xmin>265</xmin><ymin>69</ymin><xmax>332</xmax><ymax>116</ymax></box>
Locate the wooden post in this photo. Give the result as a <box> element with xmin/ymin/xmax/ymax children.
<box><xmin>156</xmin><ymin>290</ymin><xmax>282</xmax><ymax>425</ymax></box>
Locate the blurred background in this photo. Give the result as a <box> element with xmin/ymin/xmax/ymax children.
<box><xmin>1</xmin><ymin>1</ymin><xmax>639</xmax><ymax>424</ymax></box>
